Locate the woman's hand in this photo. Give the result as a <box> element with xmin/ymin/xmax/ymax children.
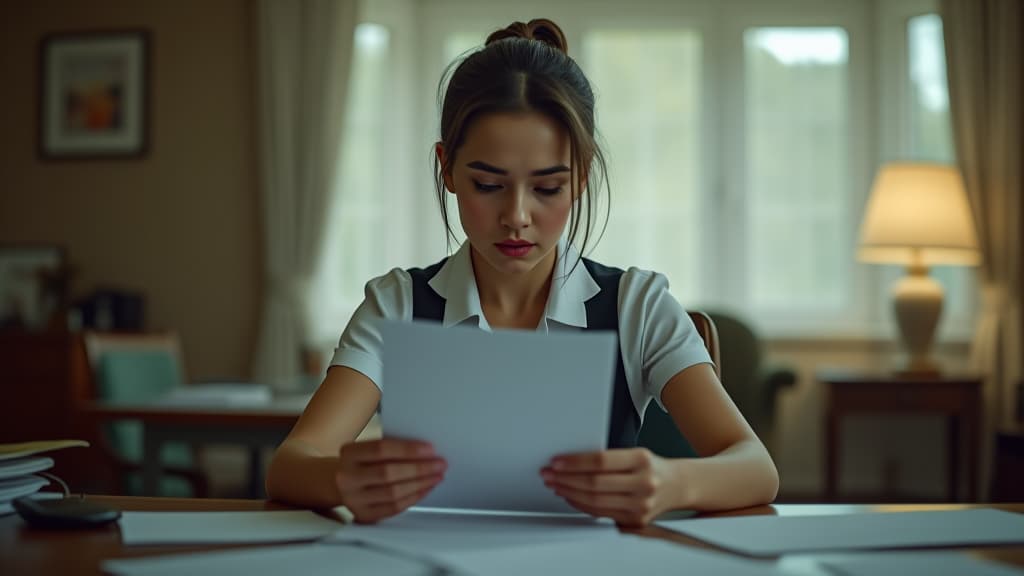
<box><xmin>541</xmin><ymin>448</ymin><xmax>686</xmax><ymax>527</ymax></box>
<box><xmin>336</xmin><ymin>439</ymin><xmax>447</xmax><ymax>523</ymax></box>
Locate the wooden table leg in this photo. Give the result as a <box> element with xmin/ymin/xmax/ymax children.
<box><xmin>948</xmin><ymin>415</ymin><xmax>960</xmax><ymax>502</ymax></box>
<box><xmin>248</xmin><ymin>447</ymin><xmax>263</xmax><ymax>499</ymax></box>
<box><xmin>965</xmin><ymin>393</ymin><xmax>980</xmax><ymax>502</ymax></box>
<box><xmin>826</xmin><ymin>409</ymin><xmax>840</xmax><ymax>502</ymax></box>
<box><xmin>141</xmin><ymin>424</ymin><xmax>161</xmax><ymax>496</ymax></box>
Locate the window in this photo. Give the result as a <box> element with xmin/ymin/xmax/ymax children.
<box><xmin>743</xmin><ymin>28</ymin><xmax>850</xmax><ymax>312</ymax></box>
<box><xmin>312</xmin><ymin>0</ymin><xmax>970</xmax><ymax>345</ymax></box>
<box><xmin>582</xmin><ymin>30</ymin><xmax>703</xmax><ymax>301</ymax></box>
<box><xmin>907</xmin><ymin>14</ymin><xmax>954</xmax><ymax>162</ymax></box>
<box><xmin>309</xmin><ymin>22</ymin><xmax>396</xmax><ymax>344</ymax></box>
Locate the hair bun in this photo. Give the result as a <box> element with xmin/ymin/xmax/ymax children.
<box><xmin>485</xmin><ymin>18</ymin><xmax>569</xmax><ymax>55</ymax></box>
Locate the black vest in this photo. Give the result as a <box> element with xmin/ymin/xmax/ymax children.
<box><xmin>406</xmin><ymin>257</ymin><xmax>639</xmax><ymax>449</ymax></box>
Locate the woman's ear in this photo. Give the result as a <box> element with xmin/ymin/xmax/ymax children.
<box><xmin>435</xmin><ymin>142</ymin><xmax>456</xmax><ymax>193</ymax></box>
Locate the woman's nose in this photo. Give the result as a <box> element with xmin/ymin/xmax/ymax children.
<box><xmin>500</xmin><ymin>187</ymin><xmax>530</xmax><ymax>230</ymax></box>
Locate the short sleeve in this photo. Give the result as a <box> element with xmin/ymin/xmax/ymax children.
<box><xmin>618</xmin><ymin>268</ymin><xmax>714</xmax><ymax>415</ymax></box>
<box><xmin>329</xmin><ymin>268</ymin><xmax>413</xmax><ymax>391</ymax></box>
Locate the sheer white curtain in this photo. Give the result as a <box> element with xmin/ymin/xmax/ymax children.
<box><xmin>941</xmin><ymin>0</ymin><xmax>1023</xmax><ymax>496</ymax></box>
<box><xmin>253</xmin><ymin>0</ymin><xmax>358</xmax><ymax>391</ymax></box>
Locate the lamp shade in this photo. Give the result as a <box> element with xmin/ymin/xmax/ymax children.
<box><xmin>858</xmin><ymin>163</ymin><xmax>981</xmax><ymax>266</ymax></box>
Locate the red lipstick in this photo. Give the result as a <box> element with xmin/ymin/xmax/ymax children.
<box><xmin>495</xmin><ymin>239</ymin><xmax>535</xmax><ymax>258</ymax></box>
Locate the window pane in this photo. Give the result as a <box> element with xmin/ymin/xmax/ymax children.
<box><xmin>581</xmin><ymin>30</ymin><xmax>703</xmax><ymax>302</ymax></box>
<box><xmin>744</xmin><ymin>27</ymin><xmax>849</xmax><ymax>310</ymax></box>
<box><xmin>908</xmin><ymin>14</ymin><xmax>954</xmax><ymax>162</ymax></box>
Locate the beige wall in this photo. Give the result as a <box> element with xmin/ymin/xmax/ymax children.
<box><xmin>0</xmin><ymin>0</ymin><xmax>260</xmax><ymax>379</ymax></box>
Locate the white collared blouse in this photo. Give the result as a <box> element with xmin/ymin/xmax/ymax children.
<box><xmin>330</xmin><ymin>241</ymin><xmax>713</xmax><ymax>421</ymax></box>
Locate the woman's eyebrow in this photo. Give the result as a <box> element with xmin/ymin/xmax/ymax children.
<box><xmin>466</xmin><ymin>160</ymin><xmax>571</xmax><ymax>176</ymax></box>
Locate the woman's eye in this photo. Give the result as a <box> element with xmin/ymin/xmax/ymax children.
<box><xmin>472</xmin><ymin>180</ymin><xmax>502</xmax><ymax>192</ymax></box>
<box><xmin>536</xmin><ymin>186</ymin><xmax>563</xmax><ymax>196</ymax></box>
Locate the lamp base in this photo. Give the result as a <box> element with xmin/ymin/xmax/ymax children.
<box><xmin>892</xmin><ymin>264</ymin><xmax>944</xmax><ymax>374</ymax></box>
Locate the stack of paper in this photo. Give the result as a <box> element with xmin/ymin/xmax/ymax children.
<box><xmin>0</xmin><ymin>439</ymin><xmax>88</xmax><ymax>514</ymax></box>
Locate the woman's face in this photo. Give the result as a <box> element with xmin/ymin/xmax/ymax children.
<box><xmin>439</xmin><ymin>112</ymin><xmax>574</xmax><ymax>277</ymax></box>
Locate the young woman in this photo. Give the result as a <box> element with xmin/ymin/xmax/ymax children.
<box><xmin>266</xmin><ymin>18</ymin><xmax>778</xmax><ymax>527</ymax></box>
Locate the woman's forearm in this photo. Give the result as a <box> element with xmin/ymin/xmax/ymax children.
<box><xmin>669</xmin><ymin>439</ymin><xmax>779</xmax><ymax>511</ymax></box>
<box><xmin>265</xmin><ymin>440</ymin><xmax>344</xmax><ymax>509</ymax></box>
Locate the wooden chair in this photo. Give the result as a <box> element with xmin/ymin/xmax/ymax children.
<box><xmin>80</xmin><ymin>331</ymin><xmax>209</xmax><ymax>497</ymax></box>
<box><xmin>636</xmin><ymin>311</ymin><xmax>720</xmax><ymax>458</ymax></box>
<box><xmin>687</xmin><ymin>311</ymin><xmax>720</xmax><ymax>378</ymax></box>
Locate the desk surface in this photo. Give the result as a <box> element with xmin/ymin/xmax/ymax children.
<box><xmin>2</xmin><ymin>497</ymin><xmax>1023</xmax><ymax>575</ymax></box>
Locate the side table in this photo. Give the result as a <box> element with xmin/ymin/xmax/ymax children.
<box><xmin>819</xmin><ymin>370</ymin><xmax>983</xmax><ymax>502</ymax></box>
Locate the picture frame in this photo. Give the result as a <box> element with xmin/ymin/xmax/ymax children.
<box><xmin>0</xmin><ymin>245</ymin><xmax>68</xmax><ymax>331</ymax></box>
<box><xmin>38</xmin><ymin>30</ymin><xmax>150</xmax><ymax>160</ymax></box>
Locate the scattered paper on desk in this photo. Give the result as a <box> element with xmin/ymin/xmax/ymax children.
<box><xmin>103</xmin><ymin>542</ymin><xmax>432</xmax><ymax>576</ymax></box>
<box><xmin>0</xmin><ymin>439</ymin><xmax>88</xmax><ymax>461</ymax></box>
<box><xmin>328</xmin><ymin>507</ymin><xmax>615</xmax><ymax>562</ymax></box>
<box><xmin>119</xmin><ymin>511</ymin><xmax>344</xmax><ymax>545</ymax></box>
<box><xmin>441</xmin><ymin>533</ymin><xmax>788</xmax><ymax>576</ymax></box>
<box><xmin>381</xmin><ymin>320</ymin><xmax>617</xmax><ymax>513</ymax></box>
<box><xmin>818</xmin><ymin>551</ymin><xmax>1024</xmax><ymax>576</ymax></box>
<box><xmin>658</xmin><ymin>509</ymin><xmax>1024</xmax><ymax>556</ymax></box>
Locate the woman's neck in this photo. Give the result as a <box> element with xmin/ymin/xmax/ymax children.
<box><xmin>470</xmin><ymin>245</ymin><xmax>556</xmax><ymax>328</ymax></box>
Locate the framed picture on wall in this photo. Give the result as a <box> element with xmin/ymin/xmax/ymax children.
<box><xmin>38</xmin><ymin>29</ymin><xmax>150</xmax><ymax>160</ymax></box>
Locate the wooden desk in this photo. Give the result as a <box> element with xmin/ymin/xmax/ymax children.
<box><xmin>77</xmin><ymin>400</ymin><xmax>381</xmax><ymax>498</ymax></box>
<box><xmin>2</xmin><ymin>497</ymin><xmax>1022</xmax><ymax>575</ymax></box>
<box><xmin>819</xmin><ymin>370</ymin><xmax>983</xmax><ymax>502</ymax></box>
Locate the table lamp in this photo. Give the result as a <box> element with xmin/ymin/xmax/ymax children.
<box><xmin>857</xmin><ymin>162</ymin><xmax>980</xmax><ymax>373</ymax></box>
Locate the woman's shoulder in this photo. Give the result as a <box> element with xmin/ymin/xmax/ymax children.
<box><xmin>580</xmin><ymin>257</ymin><xmax>671</xmax><ymax>296</ymax></box>
<box><xmin>618</xmin><ymin>266</ymin><xmax>674</xmax><ymax>308</ymax></box>
<box><xmin>361</xmin><ymin>267</ymin><xmax>414</xmax><ymax>309</ymax></box>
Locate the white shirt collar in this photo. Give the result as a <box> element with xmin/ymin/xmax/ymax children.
<box><xmin>426</xmin><ymin>239</ymin><xmax>601</xmax><ymax>330</ymax></box>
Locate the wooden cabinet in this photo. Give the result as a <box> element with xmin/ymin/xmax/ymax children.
<box><xmin>0</xmin><ymin>330</ymin><xmax>113</xmax><ymax>492</ymax></box>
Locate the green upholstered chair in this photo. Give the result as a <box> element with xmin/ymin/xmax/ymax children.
<box><xmin>84</xmin><ymin>332</ymin><xmax>208</xmax><ymax>497</ymax></box>
<box><xmin>637</xmin><ymin>311</ymin><xmax>796</xmax><ymax>458</ymax></box>
<box><xmin>706</xmin><ymin>311</ymin><xmax>797</xmax><ymax>450</ymax></box>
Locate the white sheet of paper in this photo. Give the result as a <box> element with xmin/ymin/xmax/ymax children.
<box><xmin>380</xmin><ymin>320</ymin><xmax>617</xmax><ymax>513</ymax></box>
<box><xmin>103</xmin><ymin>543</ymin><xmax>433</xmax><ymax>576</ymax></box>
<box><xmin>328</xmin><ymin>508</ymin><xmax>616</xmax><ymax>563</ymax></box>
<box><xmin>441</xmin><ymin>533</ymin><xmax>788</xmax><ymax>576</ymax></box>
<box><xmin>658</xmin><ymin>509</ymin><xmax>1024</xmax><ymax>556</ymax></box>
<box><xmin>817</xmin><ymin>551</ymin><xmax>1024</xmax><ymax>576</ymax></box>
<box><xmin>119</xmin><ymin>511</ymin><xmax>343</xmax><ymax>545</ymax></box>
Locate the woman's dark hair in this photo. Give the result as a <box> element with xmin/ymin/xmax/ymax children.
<box><xmin>433</xmin><ymin>18</ymin><xmax>610</xmax><ymax>272</ymax></box>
